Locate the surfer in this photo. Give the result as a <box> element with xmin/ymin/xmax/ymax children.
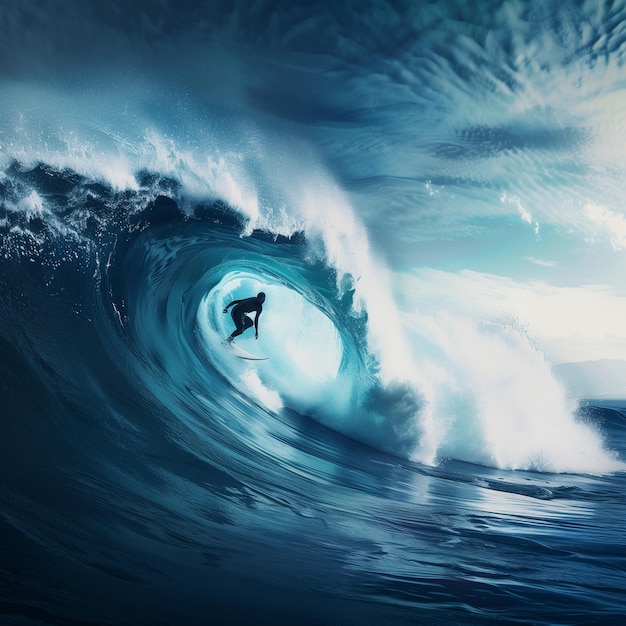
<box><xmin>223</xmin><ymin>292</ymin><xmax>265</xmax><ymax>343</ymax></box>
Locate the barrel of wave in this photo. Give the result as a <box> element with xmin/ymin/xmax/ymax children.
<box><xmin>197</xmin><ymin>271</ymin><xmax>352</xmax><ymax>417</ymax></box>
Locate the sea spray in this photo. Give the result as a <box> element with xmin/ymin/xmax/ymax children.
<box><xmin>404</xmin><ymin>309</ymin><xmax>623</xmax><ymax>473</ymax></box>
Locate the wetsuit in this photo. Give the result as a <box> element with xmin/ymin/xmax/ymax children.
<box><xmin>224</xmin><ymin>296</ymin><xmax>263</xmax><ymax>341</ymax></box>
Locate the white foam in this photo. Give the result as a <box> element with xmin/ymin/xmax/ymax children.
<box><xmin>240</xmin><ymin>369</ymin><xmax>283</xmax><ymax>413</ymax></box>
<box><xmin>10</xmin><ymin>190</ymin><xmax>45</xmax><ymax>219</ymax></box>
<box><xmin>405</xmin><ymin>310</ymin><xmax>624</xmax><ymax>474</ymax></box>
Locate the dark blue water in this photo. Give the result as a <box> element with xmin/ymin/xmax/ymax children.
<box><xmin>2</xmin><ymin>1</ymin><xmax>626</xmax><ymax>624</ymax></box>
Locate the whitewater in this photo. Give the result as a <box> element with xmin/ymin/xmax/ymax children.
<box><xmin>2</xmin><ymin>1</ymin><xmax>626</xmax><ymax>624</ymax></box>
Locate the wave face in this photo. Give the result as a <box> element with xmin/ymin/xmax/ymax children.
<box><xmin>2</xmin><ymin>1</ymin><xmax>626</xmax><ymax>624</ymax></box>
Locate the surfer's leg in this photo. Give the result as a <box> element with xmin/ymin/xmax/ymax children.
<box><xmin>227</xmin><ymin>322</ymin><xmax>240</xmax><ymax>340</ymax></box>
<box><xmin>228</xmin><ymin>313</ymin><xmax>250</xmax><ymax>342</ymax></box>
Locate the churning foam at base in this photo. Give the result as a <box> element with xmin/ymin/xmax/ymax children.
<box><xmin>405</xmin><ymin>310</ymin><xmax>624</xmax><ymax>474</ymax></box>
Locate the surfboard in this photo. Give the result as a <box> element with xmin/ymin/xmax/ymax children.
<box><xmin>225</xmin><ymin>343</ymin><xmax>268</xmax><ymax>361</ymax></box>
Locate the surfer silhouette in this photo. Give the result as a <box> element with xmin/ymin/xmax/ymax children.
<box><xmin>223</xmin><ymin>292</ymin><xmax>265</xmax><ymax>343</ymax></box>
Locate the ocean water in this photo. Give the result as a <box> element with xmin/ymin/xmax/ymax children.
<box><xmin>1</xmin><ymin>1</ymin><xmax>626</xmax><ymax>624</ymax></box>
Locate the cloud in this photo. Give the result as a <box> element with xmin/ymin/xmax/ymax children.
<box><xmin>500</xmin><ymin>192</ymin><xmax>540</xmax><ymax>237</ymax></box>
<box><xmin>524</xmin><ymin>256</ymin><xmax>556</xmax><ymax>267</ymax></box>
<box><xmin>585</xmin><ymin>203</ymin><xmax>626</xmax><ymax>250</ymax></box>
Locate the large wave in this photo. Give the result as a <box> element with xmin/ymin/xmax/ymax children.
<box><xmin>0</xmin><ymin>102</ymin><xmax>622</xmax><ymax>475</ymax></box>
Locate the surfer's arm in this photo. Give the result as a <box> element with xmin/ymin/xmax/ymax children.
<box><xmin>223</xmin><ymin>299</ymin><xmax>241</xmax><ymax>313</ymax></box>
<box><xmin>254</xmin><ymin>311</ymin><xmax>261</xmax><ymax>338</ymax></box>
